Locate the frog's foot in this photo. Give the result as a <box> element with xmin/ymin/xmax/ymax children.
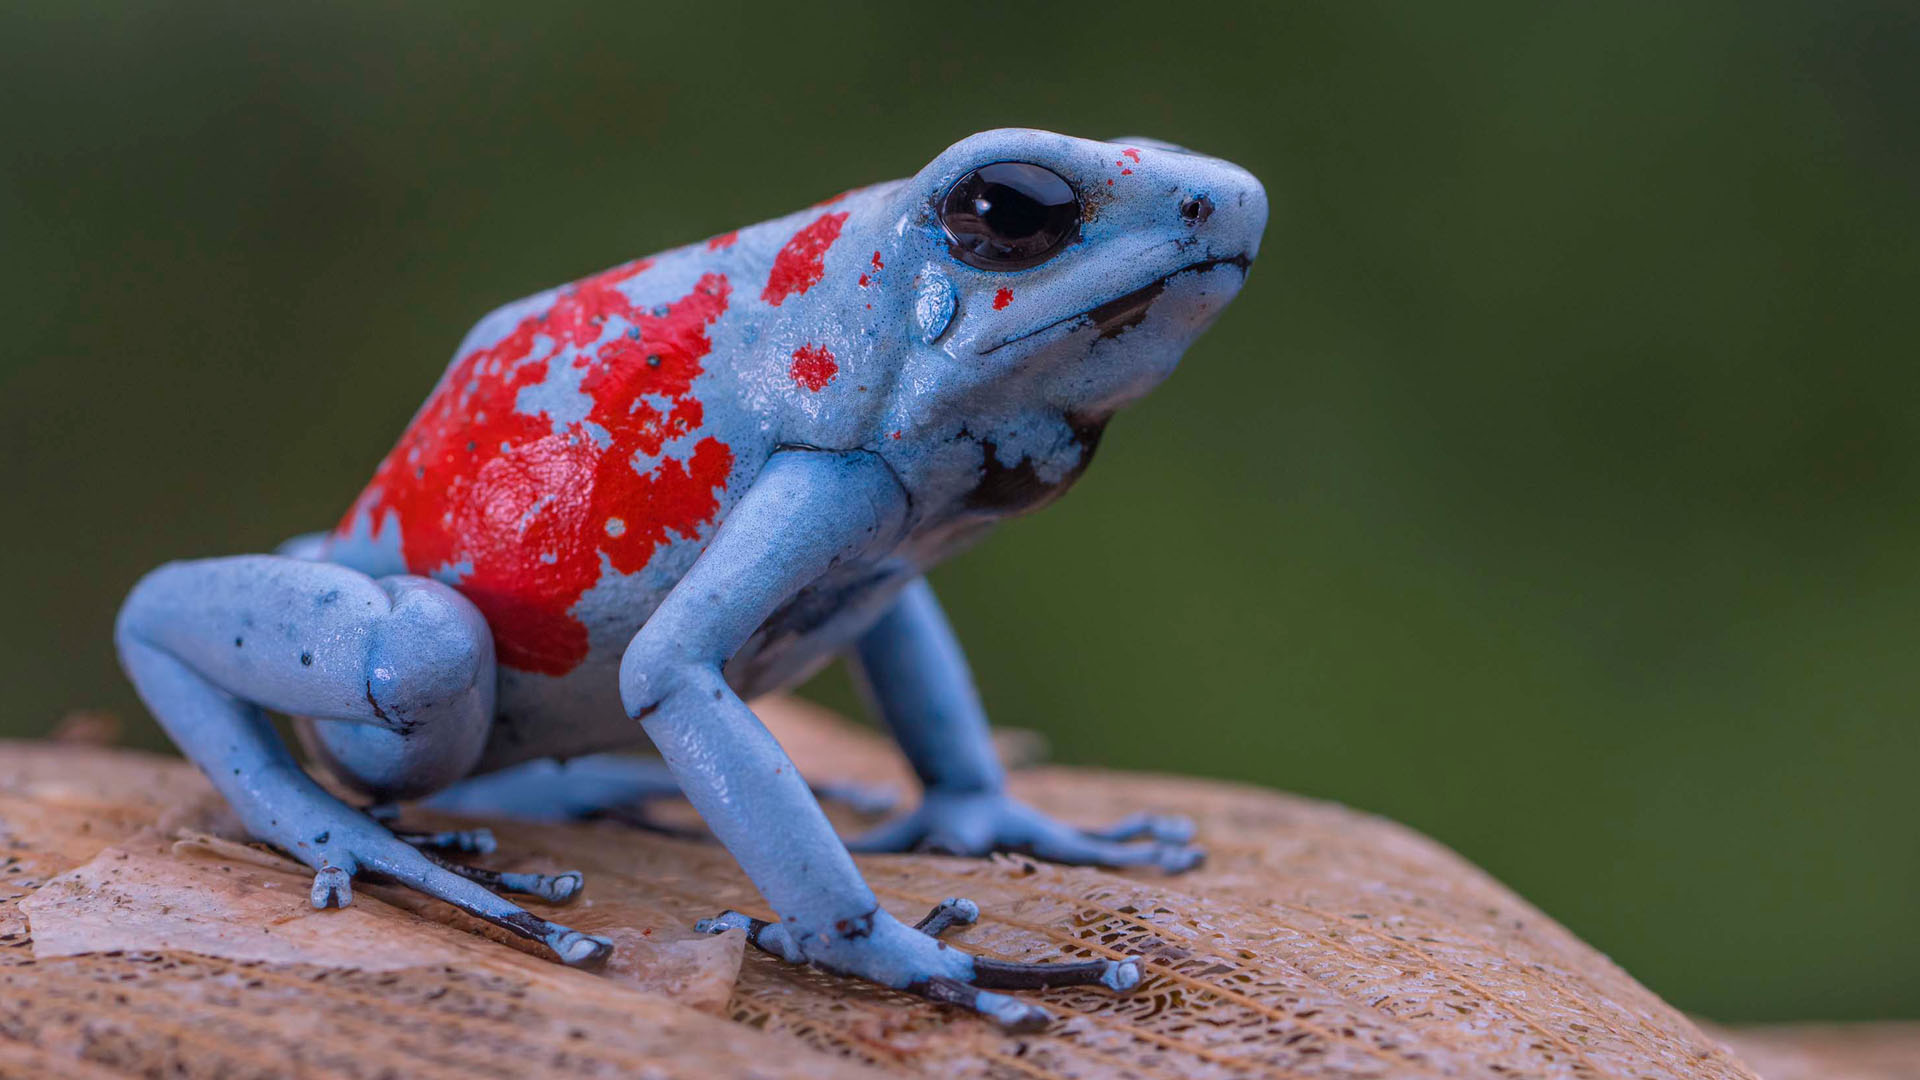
<box><xmin>117</xmin><ymin>557</ymin><xmax>614</xmax><ymax>971</ymax></box>
<box><xmin>697</xmin><ymin>903</ymin><xmax>1139</xmax><ymax>1032</ymax></box>
<box><xmin>301</xmin><ymin>829</ymin><xmax>605</xmax><ymax>961</ymax></box>
<box><xmin>421</xmin><ymin>753</ymin><xmax>899</xmax><ymax>831</ymax></box>
<box><xmin>848</xmin><ymin>790</ymin><xmax>1202</xmax><ymax>873</ymax></box>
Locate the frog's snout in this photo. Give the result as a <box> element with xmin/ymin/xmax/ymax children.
<box><xmin>1172</xmin><ymin>163</ymin><xmax>1267</xmax><ymax>266</ymax></box>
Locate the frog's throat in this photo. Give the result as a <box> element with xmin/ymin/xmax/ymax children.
<box><xmin>977</xmin><ymin>254</ymin><xmax>1251</xmax><ymax>356</ymax></box>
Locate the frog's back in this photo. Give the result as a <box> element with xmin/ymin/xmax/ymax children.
<box><xmin>328</xmin><ymin>241</ymin><xmax>788</xmax><ymax>680</ymax></box>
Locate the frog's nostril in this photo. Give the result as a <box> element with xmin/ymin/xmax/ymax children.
<box><xmin>1179</xmin><ymin>195</ymin><xmax>1214</xmax><ymax>226</ymax></box>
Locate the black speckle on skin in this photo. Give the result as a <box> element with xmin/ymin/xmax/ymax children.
<box><xmin>834</xmin><ymin>908</ymin><xmax>878</xmax><ymax>940</ymax></box>
<box><xmin>314</xmin><ymin>831</ymin><xmax>330</xmax><ymax>845</ymax></box>
<box><xmin>317</xmin><ymin>590</ymin><xmax>340</xmax><ymax>607</ymax></box>
<box><xmin>364</xmin><ymin>681</ymin><xmax>391</xmax><ymax>723</ymax></box>
<box><xmin>234</xmin><ymin>637</ymin><xmax>244</xmax><ymax>648</ymax></box>
<box><xmin>300</xmin><ymin>651</ymin><xmax>313</xmax><ymax>666</ymax></box>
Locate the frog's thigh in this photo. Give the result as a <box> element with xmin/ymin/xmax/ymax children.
<box><xmin>118</xmin><ymin>555</ymin><xmax>495</xmax><ymax>800</ymax></box>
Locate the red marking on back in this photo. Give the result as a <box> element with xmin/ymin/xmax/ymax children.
<box><xmin>857</xmin><ymin>273</ymin><xmax>870</xmax><ymax>287</ymax></box>
<box><xmin>706</xmin><ymin>231</ymin><xmax>738</xmax><ymax>251</ymax></box>
<box><xmin>1122</xmin><ymin>148</ymin><xmax>1141</xmax><ymax>163</ymax></box>
<box><xmin>762</xmin><ymin>212</ymin><xmax>849</xmax><ymax>306</ymax></box>
<box><xmin>340</xmin><ymin>263</ymin><xmax>735</xmax><ymax>676</ymax></box>
<box><xmin>789</xmin><ymin>344</ymin><xmax>838</xmax><ymax>392</ymax></box>
<box><xmin>992</xmin><ymin>288</ymin><xmax>1013</xmax><ymax>310</ymax></box>
<box><xmin>812</xmin><ymin>187</ymin><xmax>857</xmax><ymax>208</ymax></box>
<box><xmin>871</xmin><ymin>251</ymin><xmax>884</xmax><ymax>271</ymax></box>
<box><xmin>1121</xmin><ymin>168</ymin><xmax>1132</xmax><ymax>175</ymax></box>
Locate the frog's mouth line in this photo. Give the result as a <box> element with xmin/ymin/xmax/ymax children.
<box><xmin>978</xmin><ymin>254</ymin><xmax>1251</xmax><ymax>356</ymax></box>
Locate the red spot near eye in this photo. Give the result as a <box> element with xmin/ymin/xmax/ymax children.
<box><xmin>871</xmin><ymin>251</ymin><xmax>884</xmax><ymax>271</ymax></box>
<box><xmin>341</xmin><ymin>262</ymin><xmax>735</xmax><ymax>676</ymax></box>
<box><xmin>789</xmin><ymin>344</ymin><xmax>838</xmax><ymax>392</ymax></box>
<box><xmin>1122</xmin><ymin>148</ymin><xmax>1140</xmax><ymax>163</ymax></box>
<box><xmin>705</xmin><ymin>231</ymin><xmax>737</xmax><ymax>251</ymax></box>
<box><xmin>762</xmin><ymin>211</ymin><xmax>849</xmax><ymax>306</ymax></box>
<box><xmin>992</xmin><ymin>288</ymin><xmax>1013</xmax><ymax>310</ymax></box>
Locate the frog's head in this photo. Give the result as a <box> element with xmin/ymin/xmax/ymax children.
<box><xmin>888</xmin><ymin>128</ymin><xmax>1267</xmax><ymax>421</ymax></box>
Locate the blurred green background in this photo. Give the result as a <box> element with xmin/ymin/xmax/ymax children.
<box><xmin>2</xmin><ymin>1</ymin><xmax>1914</xmax><ymax>1023</ymax></box>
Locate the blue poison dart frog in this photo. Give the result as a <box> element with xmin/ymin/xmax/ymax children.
<box><xmin>116</xmin><ymin>128</ymin><xmax>1267</xmax><ymax>1030</ymax></box>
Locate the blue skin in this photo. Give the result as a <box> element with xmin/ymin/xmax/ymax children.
<box><xmin>116</xmin><ymin>129</ymin><xmax>1267</xmax><ymax>1030</ymax></box>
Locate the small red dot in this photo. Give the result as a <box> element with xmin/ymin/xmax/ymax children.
<box><xmin>993</xmin><ymin>288</ymin><xmax>1013</xmax><ymax>310</ymax></box>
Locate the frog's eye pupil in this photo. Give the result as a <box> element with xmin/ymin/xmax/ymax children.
<box><xmin>940</xmin><ymin>162</ymin><xmax>1080</xmax><ymax>271</ymax></box>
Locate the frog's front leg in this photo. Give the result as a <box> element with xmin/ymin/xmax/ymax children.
<box><xmin>115</xmin><ymin>557</ymin><xmax>610</xmax><ymax>966</ymax></box>
<box><xmin>622</xmin><ymin>449</ymin><xmax>1140</xmax><ymax>1030</ymax></box>
<box><xmin>846</xmin><ymin>579</ymin><xmax>1202</xmax><ymax>872</ymax></box>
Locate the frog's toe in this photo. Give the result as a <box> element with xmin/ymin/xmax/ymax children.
<box><xmin>546</xmin><ymin>927</ymin><xmax>615</xmax><ymax>968</ymax></box>
<box><xmin>913</xmin><ymin>896</ymin><xmax>979</xmax><ymax>937</ymax></box>
<box><xmin>393</xmin><ymin>826</ymin><xmax>498</xmax><ymax>856</ymax></box>
<box><xmin>419</xmin><ymin>851</ymin><xmax>588</xmax><ymax>905</ymax></box>
<box><xmin>310</xmin><ymin>865</ymin><xmax>354</xmax><ymax>909</ymax></box>
<box><xmin>1081</xmin><ymin>811</ymin><xmax>1195</xmax><ymax>846</ymax></box>
<box><xmin>1024</xmin><ymin>818</ymin><xmax>1205</xmax><ymax>875</ymax></box>
<box><xmin>921</xmin><ymin>977</ymin><xmax>1055</xmax><ymax>1033</ymax></box>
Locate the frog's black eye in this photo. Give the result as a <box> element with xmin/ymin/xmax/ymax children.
<box><xmin>939</xmin><ymin>162</ymin><xmax>1080</xmax><ymax>271</ymax></box>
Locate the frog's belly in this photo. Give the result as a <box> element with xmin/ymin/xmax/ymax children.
<box><xmin>476</xmin><ymin>557</ymin><xmax>919</xmax><ymax>769</ymax></box>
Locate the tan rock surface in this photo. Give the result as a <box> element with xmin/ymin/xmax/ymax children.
<box><xmin>0</xmin><ymin>698</ymin><xmax>1892</xmax><ymax>1078</ymax></box>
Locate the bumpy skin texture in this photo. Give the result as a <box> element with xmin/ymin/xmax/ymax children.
<box><xmin>116</xmin><ymin>129</ymin><xmax>1267</xmax><ymax>1029</ymax></box>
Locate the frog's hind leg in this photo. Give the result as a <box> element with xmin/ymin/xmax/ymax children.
<box><xmin>115</xmin><ymin>555</ymin><xmax>611</xmax><ymax>968</ymax></box>
<box><xmin>419</xmin><ymin>754</ymin><xmax>898</xmax><ymax>833</ymax></box>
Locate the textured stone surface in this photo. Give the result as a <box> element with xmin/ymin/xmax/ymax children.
<box><xmin>0</xmin><ymin>699</ymin><xmax>1883</xmax><ymax>1078</ymax></box>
